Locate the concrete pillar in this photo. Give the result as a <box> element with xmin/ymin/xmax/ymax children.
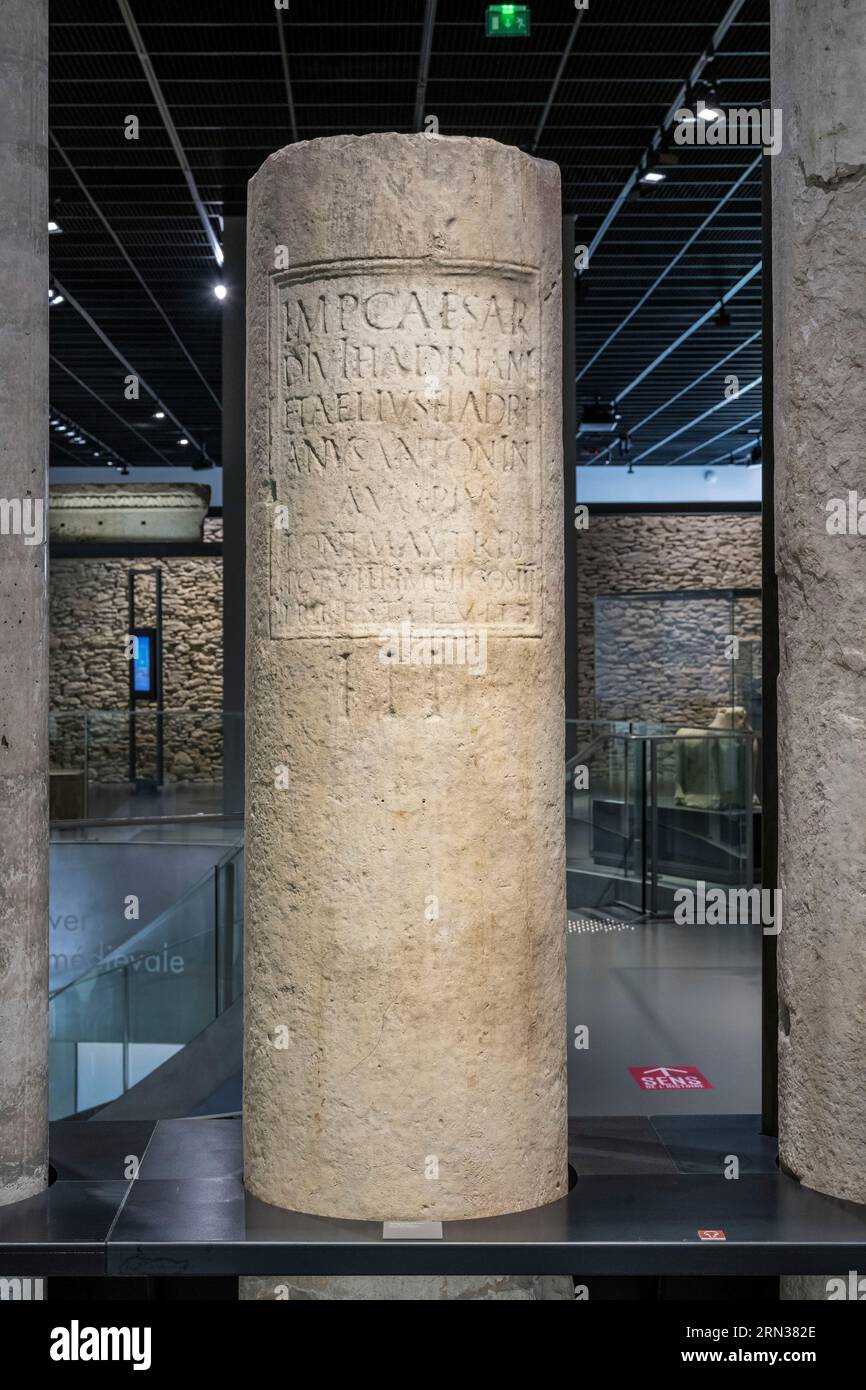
<box><xmin>222</xmin><ymin>216</ymin><xmax>246</xmax><ymax>817</ymax></box>
<box><xmin>0</xmin><ymin>0</ymin><xmax>49</xmax><ymax>1207</ymax></box>
<box><xmin>243</xmin><ymin>134</ymin><xmax>567</xmax><ymax>1237</ymax></box>
<box><xmin>774</xmin><ymin>0</ymin><xmax>866</xmax><ymax>1220</ymax></box>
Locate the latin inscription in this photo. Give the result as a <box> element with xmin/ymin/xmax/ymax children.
<box><xmin>268</xmin><ymin>261</ymin><xmax>542</xmax><ymax>637</ymax></box>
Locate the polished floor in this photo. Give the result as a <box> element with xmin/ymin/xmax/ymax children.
<box><xmin>566</xmin><ymin>916</ymin><xmax>761</xmax><ymax>1116</ymax></box>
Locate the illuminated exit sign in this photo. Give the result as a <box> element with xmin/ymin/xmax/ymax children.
<box><xmin>486</xmin><ymin>5</ymin><xmax>530</xmax><ymax>37</ymax></box>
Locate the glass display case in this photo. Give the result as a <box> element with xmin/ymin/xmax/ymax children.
<box><xmin>593</xmin><ymin>589</ymin><xmax>762</xmax><ymax>733</ymax></box>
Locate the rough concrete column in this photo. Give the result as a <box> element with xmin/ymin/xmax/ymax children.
<box><xmin>774</xmin><ymin>0</ymin><xmax>866</xmax><ymax>1222</ymax></box>
<box><xmin>0</xmin><ymin>0</ymin><xmax>49</xmax><ymax>1207</ymax></box>
<box><xmin>243</xmin><ymin>134</ymin><xmax>567</xmax><ymax>1239</ymax></box>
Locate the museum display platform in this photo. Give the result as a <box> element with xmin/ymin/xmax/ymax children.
<box><xmin>2</xmin><ymin>1115</ymin><xmax>866</xmax><ymax>1280</ymax></box>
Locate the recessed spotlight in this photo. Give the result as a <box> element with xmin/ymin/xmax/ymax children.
<box><xmin>178</xmin><ymin>438</ymin><xmax>189</xmax><ymax>446</ymax></box>
<box><xmin>704</xmin><ymin>469</ymin><xmax>718</xmax><ymax>484</ymax></box>
<box><xmin>48</xmin><ymin>221</ymin><xmax>62</xmax><ymax>234</ymax></box>
<box><xmin>213</xmin><ymin>284</ymin><xmax>227</xmax><ymax>301</ymax></box>
<box><xmin>153</xmin><ymin>410</ymin><xmax>165</xmax><ymax>419</ymax></box>
<box><xmin>640</xmin><ymin>169</ymin><xmax>666</xmax><ymax>184</ymax></box>
<box><xmin>50</xmin><ymin>293</ymin><xmax>64</xmax><ymax>306</ymax></box>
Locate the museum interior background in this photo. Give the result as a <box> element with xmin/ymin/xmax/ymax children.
<box><xmin>42</xmin><ymin>0</ymin><xmax>768</xmax><ymax>1128</ymax></box>
<box><xmin>5</xmin><ymin>0</ymin><xmax>864</xmax><ymax>1301</ymax></box>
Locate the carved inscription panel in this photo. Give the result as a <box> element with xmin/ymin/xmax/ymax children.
<box><xmin>268</xmin><ymin>259</ymin><xmax>542</xmax><ymax>638</ymax></box>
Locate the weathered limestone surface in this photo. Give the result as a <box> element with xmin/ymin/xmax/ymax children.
<box><xmin>774</xmin><ymin>0</ymin><xmax>866</xmax><ymax>1208</ymax></box>
<box><xmin>0</xmin><ymin>0</ymin><xmax>49</xmax><ymax>1205</ymax></box>
<box><xmin>243</xmin><ymin>134</ymin><xmax>567</xmax><ymax>1224</ymax></box>
<box><xmin>780</xmin><ymin>1276</ymin><xmax>832</xmax><ymax>1302</ymax></box>
<box><xmin>49</xmin><ymin>483</ymin><xmax>210</xmax><ymax>543</ymax></box>
<box><xmin>240</xmin><ymin>1275</ymin><xmax>572</xmax><ymax>1301</ymax></box>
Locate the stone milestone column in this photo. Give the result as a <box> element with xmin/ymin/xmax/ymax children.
<box><xmin>773</xmin><ymin>0</ymin><xmax>866</xmax><ymax>1298</ymax></box>
<box><xmin>242</xmin><ymin>134</ymin><xmax>568</xmax><ymax>1297</ymax></box>
<box><xmin>0</xmin><ymin>0</ymin><xmax>49</xmax><ymax>1209</ymax></box>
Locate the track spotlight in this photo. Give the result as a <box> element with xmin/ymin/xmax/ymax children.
<box><xmin>694</xmin><ymin>79</ymin><xmax>723</xmax><ymax>121</ymax></box>
<box><xmin>639</xmin><ymin>166</ymin><xmax>666</xmax><ymax>185</ymax></box>
<box><xmin>578</xmin><ymin>397</ymin><xmax>621</xmax><ymax>436</ymax></box>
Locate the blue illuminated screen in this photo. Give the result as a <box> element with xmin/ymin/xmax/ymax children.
<box><xmin>133</xmin><ymin>635</ymin><xmax>153</xmax><ymax>694</ymax></box>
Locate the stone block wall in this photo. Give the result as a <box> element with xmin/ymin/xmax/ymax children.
<box><xmin>576</xmin><ymin>511</ymin><xmax>762</xmax><ymax>727</ymax></box>
<box><xmin>49</xmin><ymin>552</ymin><xmax>223</xmax><ymax>783</ymax></box>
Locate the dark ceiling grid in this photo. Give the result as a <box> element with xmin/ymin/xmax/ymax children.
<box><xmin>48</xmin><ymin>0</ymin><xmax>769</xmax><ymax>471</ymax></box>
<box><xmin>568</xmin><ymin>0</ymin><xmax>768</xmax><ymax>467</ymax></box>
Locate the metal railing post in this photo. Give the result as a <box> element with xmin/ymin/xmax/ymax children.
<box><xmin>650</xmin><ymin>739</ymin><xmax>659</xmax><ymax>917</ymax></box>
<box><xmin>122</xmin><ymin>964</ymin><xmax>130</xmax><ymax>1095</ymax></box>
<box><xmin>82</xmin><ymin>711</ymin><xmax>89</xmax><ymax>819</ymax></box>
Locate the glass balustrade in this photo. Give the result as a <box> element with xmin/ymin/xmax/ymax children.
<box><xmin>48</xmin><ymin>709</ymin><xmax>244</xmax><ymax>822</ymax></box>
<box><xmin>48</xmin><ymin>713</ymin><xmax>758</xmax><ymax>1119</ymax></box>
<box><xmin>48</xmin><ymin>840</ymin><xmax>243</xmax><ymax>1119</ymax></box>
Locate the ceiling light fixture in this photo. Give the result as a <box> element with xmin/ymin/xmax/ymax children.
<box><xmin>153</xmin><ymin>410</ymin><xmax>165</xmax><ymax>419</ymax></box>
<box><xmin>578</xmin><ymin>397</ymin><xmax>621</xmax><ymax>436</ymax></box>
<box><xmin>178</xmin><ymin>438</ymin><xmax>189</xmax><ymax>446</ymax></box>
<box><xmin>48</xmin><ymin>220</ymin><xmax>62</xmax><ymax>234</ymax></box>
<box><xmin>693</xmin><ymin>79</ymin><xmax>723</xmax><ymax>121</ymax></box>
<box><xmin>699</xmin><ymin>94</ymin><xmax>723</xmax><ymax>122</ymax></box>
<box><xmin>213</xmin><ymin>284</ymin><xmax>227</xmax><ymax>301</ymax></box>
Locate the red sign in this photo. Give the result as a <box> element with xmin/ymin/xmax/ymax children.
<box><xmin>629</xmin><ymin>1065</ymin><xmax>713</xmax><ymax>1091</ymax></box>
<box><xmin>698</xmin><ymin>1230</ymin><xmax>727</xmax><ymax>1241</ymax></box>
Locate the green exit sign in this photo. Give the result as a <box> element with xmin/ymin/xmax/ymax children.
<box><xmin>486</xmin><ymin>5</ymin><xmax>531</xmax><ymax>37</ymax></box>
